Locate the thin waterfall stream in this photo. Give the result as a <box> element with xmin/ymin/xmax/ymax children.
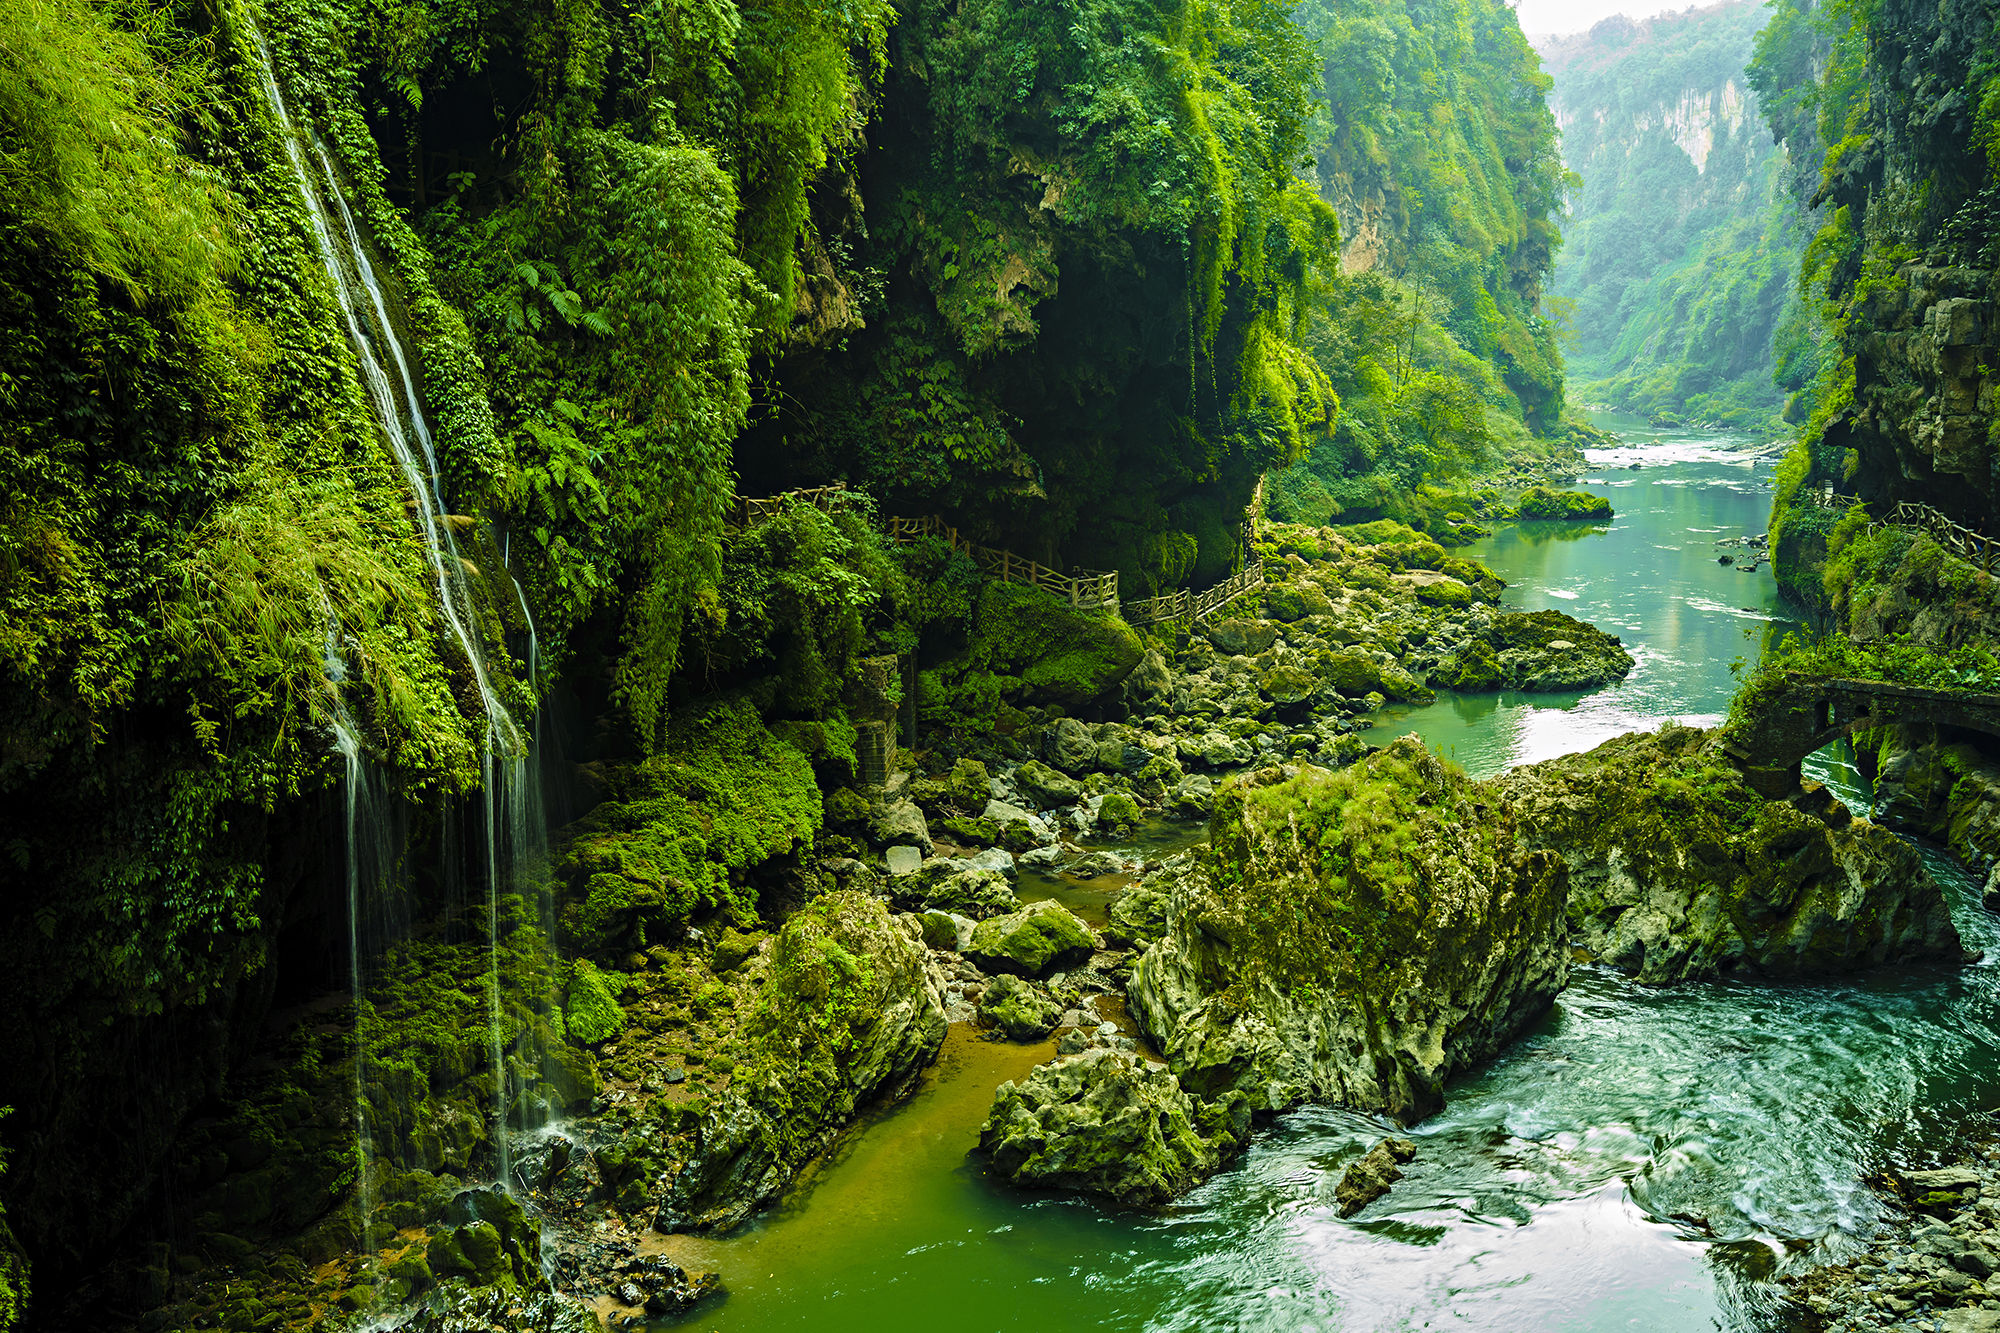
<box><xmin>246</xmin><ymin>15</ymin><xmax>551</xmax><ymax>1217</ymax></box>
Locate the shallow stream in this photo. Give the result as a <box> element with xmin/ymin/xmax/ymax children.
<box><xmin>655</xmin><ymin>418</ymin><xmax>2000</xmax><ymax>1331</ymax></box>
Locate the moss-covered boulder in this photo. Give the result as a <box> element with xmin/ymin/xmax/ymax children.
<box><xmin>1515</xmin><ymin>486</ymin><xmax>1613</xmax><ymax>520</ymax></box>
<box><xmin>653</xmin><ymin>893</ymin><xmax>947</xmax><ymax>1231</ymax></box>
<box><xmin>978</xmin><ymin>1050</ymin><xmax>1226</xmax><ymax>1206</ymax></box>
<box><xmin>978</xmin><ymin>974</ymin><xmax>1062</xmax><ymax>1039</ymax></box>
<box><xmin>935</xmin><ymin>582</ymin><xmax>1144</xmax><ymax>711</ymax></box>
<box><xmin>1014</xmin><ymin>759</ymin><xmax>1084</xmax><ymax>809</ymax></box>
<box><xmin>1096</xmin><ymin>790</ymin><xmax>1143</xmax><ymax>836</ymax></box>
<box><xmin>1494</xmin><ymin>724</ymin><xmax>1961</xmax><ymax>982</ymax></box>
<box><xmin>891</xmin><ymin>862</ymin><xmax>1018</xmax><ymax>919</ymax></box>
<box><xmin>1483</xmin><ymin>609</ymin><xmax>1633</xmax><ymax>690</ymax></box>
<box><xmin>562</xmin><ymin>960</ymin><xmax>626</xmax><ymax>1045</ymax></box>
<box><xmin>1128</xmin><ymin>740</ymin><xmax>1570</xmax><ymax>1123</ymax></box>
<box><xmin>966</xmin><ymin>902</ymin><xmax>1100</xmax><ymax>977</ymax></box>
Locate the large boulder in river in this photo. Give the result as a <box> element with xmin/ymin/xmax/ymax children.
<box><xmin>1435</xmin><ymin>608</ymin><xmax>1633</xmax><ymax>692</ymax></box>
<box><xmin>1129</xmin><ymin>739</ymin><xmax>1570</xmax><ymax>1123</ymax></box>
<box><xmin>652</xmin><ymin>893</ymin><xmax>946</xmax><ymax>1230</ymax></box>
<box><xmin>1493</xmin><ymin>723</ymin><xmax>1962</xmax><ymax>983</ymax></box>
<box><xmin>979</xmin><ymin>1050</ymin><xmax>1226</xmax><ymax>1206</ymax></box>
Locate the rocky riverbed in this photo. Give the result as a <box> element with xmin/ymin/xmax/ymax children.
<box><xmin>1781</xmin><ymin>1145</ymin><xmax>2000</xmax><ymax>1333</ymax></box>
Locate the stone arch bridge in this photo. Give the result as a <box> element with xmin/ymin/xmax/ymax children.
<box><xmin>1721</xmin><ymin>674</ymin><xmax>2000</xmax><ymax>794</ymax></box>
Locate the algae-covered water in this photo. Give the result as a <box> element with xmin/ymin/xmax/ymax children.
<box><xmin>655</xmin><ymin>419</ymin><xmax>2000</xmax><ymax>1332</ymax></box>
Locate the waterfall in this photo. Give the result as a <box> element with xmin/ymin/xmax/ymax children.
<box><xmin>247</xmin><ymin>17</ymin><xmax>547</xmax><ymax>1206</ymax></box>
<box><xmin>321</xmin><ymin>614</ymin><xmax>380</xmax><ymax>1262</ymax></box>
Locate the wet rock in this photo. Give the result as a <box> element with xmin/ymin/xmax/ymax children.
<box><xmin>1065</xmin><ymin>851</ymin><xmax>1125</xmax><ymax>880</ymax></box>
<box><xmin>979</xmin><ymin>974</ymin><xmax>1063</xmax><ymax>1039</ymax></box>
<box><xmin>979</xmin><ymin>1050</ymin><xmax>1226</xmax><ymax>1206</ymax></box>
<box><xmin>1335</xmin><ymin>1137</ymin><xmax>1417</xmax><ymax>1216</ymax></box>
<box><xmin>965</xmin><ymin>846</ymin><xmax>1018</xmax><ymax>879</ymax></box>
<box><xmin>1129</xmin><ymin>741</ymin><xmax>1569</xmax><ymax>1122</ymax></box>
<box><xmin>966</xmin><ymin>901</ymin><xmax>1100</xmax><ymax>977</ymax></box>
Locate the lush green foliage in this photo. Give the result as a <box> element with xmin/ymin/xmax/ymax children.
<box><xmin>749</xmin><ymin>0</ymin><xmax>1340</xmax><ymax>592</ymax></box>
<box><xmin>1262</xmin><ymin>0</ymin><xmax>1576</xmax><ymax>532</ymax></box>
<box><xmin>555</xmin><ymin>699</ymin><xmax>822</xmax><ymax>955</ymax></box>
<box><xmin>1542</xmin><ymin>1</ymin><xmax>1798</xmax><ymax>427</ymax></box>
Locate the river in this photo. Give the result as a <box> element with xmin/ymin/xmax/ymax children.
<box><xmin>652</xmin><ymin>418</ymin><xmax>2000</xmax><ymax>1332</ymax></box>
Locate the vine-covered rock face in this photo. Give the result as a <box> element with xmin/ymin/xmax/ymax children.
<box><xmin>1128</xmin><ymin>740</ymin><xmax>1571</xmax><ymax>1124</ymax></box>
<box><xmin>978</xmin><ymin>1051</ymin><xmax>1222</xmax><ymax>1207</ymax></box>
<box><xmin>1495</xmin><ymin>724</ymin><xmax>1962</xmax><ymax>983</ymax></box>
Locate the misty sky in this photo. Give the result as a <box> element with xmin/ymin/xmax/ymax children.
<box><xmin>1510</xmin><ymin>0</ymin><xmax>1699</xmax><ymax>38</ymax></box>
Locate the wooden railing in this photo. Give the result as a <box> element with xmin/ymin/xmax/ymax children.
<box><xmin>739</xmin><ymin>483</ymin><xmax>1278</xmax><ymax>624</ymax></box>
<box><xmin>1798</xmin><ymin>487</ymin><xmax>1863</xmax><ymax>512</ymax></box>
<box><xmin>1794</xmin><ymin>488</ymin><xmax>2000</xmax><ymax>573</ymax></box>
<box><xmin>886</xmin><ymin>514</ymin><xmax>1120</xmax><ymax>611</ymax></box>
<box><xmin>735</xmin><ymin>483</ymin><xmax>852</xmax><ymax>529</ymax></box>
<box><xmin>1124</xmin><ymin>560</ymin><xmax>1265</xmax><ymax>628</ymax></box>
<box><xmin>1878</xmin><ymin>499</ymin><xmax>2000</xmax><ymax>571</ymax></box>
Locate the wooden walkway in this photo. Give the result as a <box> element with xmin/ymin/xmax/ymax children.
<box><xmin>1122</xmin><ymin>560</ymin><xmax>1264</xmax><ymax>627</ymax></box>
<box><xmin>733</xmin><ymin>482</ymin><xmax>1272</xmax><ymax>626</ymax></box>
<box><xmin>885</xmin><ymin>514</ymin><xmax>1120</xmax><ymax>612</ymax></box>
<box><xmin>1797</xmin><ymin>488</ymin><xmax>2000</xmax><ymax>572</ymax></box>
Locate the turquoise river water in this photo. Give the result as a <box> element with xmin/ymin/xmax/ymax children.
<box><xmin>654</xmin><ymin>418</ymin><xmax>2000</xmax><ymax>1332</ymax></box>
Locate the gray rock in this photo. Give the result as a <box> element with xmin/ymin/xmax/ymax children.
<box><xmin>966</xmin><ymin>846</ymin><xmax>1018</xmax><ymax>879</ymax></box>
<box><xmin>1168</xmin><ymin>773</ymin><xmax>1215</xmax><ymax>819</ymax></box>
<box><xmin>1015</xmin><ymin>760</ymin><xmax>1085</xmax><ymax>809</ymax></box>
<box><xmin>885</xmin><ymin>845</ymin><xmax>924</xmax><ymax>876</ymax></box>
<box><xmin>979</xmin><ymin>974</ymin><xmax>1063</xmax><ymax>1040</ymax></box>
<box><xmin>1047</xmin><ymin>717</ymin><xmax>1099</xmax><ymax>774</ymax></box>
<box><xmin>868</xmin><ymin>799</ymin><xmax>932</xmax><ymax>854</ymax></box>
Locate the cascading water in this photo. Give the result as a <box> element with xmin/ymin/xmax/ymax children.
<box><xmin>246</xmin><ymin>16</ymin><xmax>550</xmax><ymax>1211</ymax></box>
<box><xmin>321</xmin><ymin>612</ymin><xmax>380</xmax><ymax>1262</ymax></box>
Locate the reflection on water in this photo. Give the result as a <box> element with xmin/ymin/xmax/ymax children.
<box><xmin>652</xmin><ymin>416</ymin><xmax>2000</xmax><ymax>1333</ymax></box>
<box><xmin>1373</xmin><ymin>417</ymin><xmax>1795</xmax><ymax>777</ymax></box>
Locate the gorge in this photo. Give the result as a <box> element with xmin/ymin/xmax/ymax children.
<box><xmin>3</xmin><ymin>0</ymin><xmax>2000</xmax><ymax>1330</ymax></box>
